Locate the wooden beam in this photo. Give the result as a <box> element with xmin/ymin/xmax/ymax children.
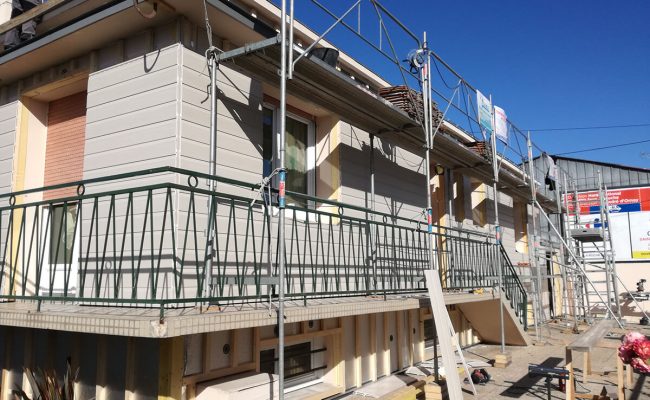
<box><xmin>1</xmin><ymin>329</ymin><xmax>12</xmax><ymax>400</ymax></box>
<box><xmin>203</xmin><ymin>332</ymin><xmax>215</xmax><ymax>374</ymax></box>
<box><xmin>229</xmin><ymin>330</ymin><xmax>237</xmax><ymax>369</ymax></box>
<box><xmin>369</xmin><ymin>314</ymin><xmax>377</xmax><ymax>382</ymax></box>
<box><xmin>158</xmin><ymin>337</ymin><xmax>184</xmax><ymax>400</ymax></box>
<box><xmin>396</xmin><ymin>311</ymin><xmax>403</xmax><ymax>370</ymax></box>
<box><xmin>259</xmin><ymin>327</ymin><xmax>342</xmax><ymax>348</ymax></box>
<box><xmin>565</xmin><ymin>348</ymin><xmax>574</xmax><ymax>400</ymax></box>
<box><xmin>125</xmin><ymin>338</ymin><xmax>136</xmax><ymax>400</ymax></box>
<box><xmin>0</xmin><ymin>0</ymin><xmax>72</xmax><ymax>36</ymax></box>
<box><xmin>407</xmin><ymin>310</ymin><xmax>414</xmax><ymax>366</ymax></box>
<box><xmin>182</xmin><ymin>362</ymin><xmax>256</xmax><ymax>386</ymax></box>
<box><xmin>253</xmin><ymin>328</ymin><xmax>261</xmax><ymax>372</ymax></box>
<box><xmin>617</xmin><ymin>356</ymin><xmax>625</xmax><ymax>399</ymax></box>
<box><xmin>354</xmin><ymin>316</ymin><xmax>362</xmax><ymax>388</ymax></box>
<box><xmin>582</xmin><ymin>352</ymin><xmax>591</xmax><ymax>384</ymax></box>
<box><xmin>383</xmin><ymin>312</ymin><xmax>390</xmax><ymax>377</ymax></box>
<box><xmin>95</xmin><ymin>336</ymin><xmax>108</xmax><ymax>400</ymax></box>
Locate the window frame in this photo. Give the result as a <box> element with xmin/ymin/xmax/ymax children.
<box><xmin>40</xmin><ymin>202</ymin><xmax>80</xmax><ymax>296</ymax></box>
<box><xmin>259</xmin><ymin>341</ymin><xmax>322</xmax><ymax>389</ymax></box>
<box><xmin>262</xmin><ymin>104</ymin><xmax>316</xmax><ymax>203</ymax></box>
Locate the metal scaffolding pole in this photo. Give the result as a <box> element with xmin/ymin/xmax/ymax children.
<box><xmin>278</xmin><ymin>1</ymin><xmax>288</xmax><ymax>397</ymax></box>
<box><xmin>527</xmin><ymin>133</ymin><xmax>542</xmax><ymax>341</ymax></box>
<box><xmin>597</xmin><ymin>170</ymin><xmax>613</xmax><ymax>319</ymax></box>
<box><xmin>370</xmin><ymin>134</ymin><xmax>377</xmax><ymax>291</ymax></box>
<box><xmin>205</xmin><ymin>51</ymin><xmax>218</xmax><ymax>299</ymax></box>
<box><xmin>421</xmin><ymin>32</ymin><xmax>439</xmax><ymax>381</ymax></box>
<box><xmin>554</xmin><ymin>178</ymin><xmax>570</xmax><ymax>321</ymax></box>
<box><xmin>535</xmin><ymin>198</ymin><xmax>622</xmax><ymax>328</ymax></box>
<box><xmin>562</xmin><ymin>172</ymin><xmax>579</xmax><ymax>327</ymax></box>
<box><xmin>489</xmin><ymin>96</ymin><xmax>506</xmax><ymax>354</ymax></box>
<box><xmin>603</xmin><ymin>182</ymin><xmax>621</xmax><ymax>316</ymax></box>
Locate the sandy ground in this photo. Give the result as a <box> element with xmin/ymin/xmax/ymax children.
<box><xmin>457</xmin><ymin>320</ymin><xmax>650</xmax><ymax>399</ymax></box>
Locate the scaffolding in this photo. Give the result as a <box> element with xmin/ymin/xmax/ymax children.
<box><xmin>202</xmin><ymin>0</ymin><xmax>587</xmax><ymax>395</ymax></box>
<box><xmin>2</xmin><ymin>0</ymin><xmax>628</xmax><ymax>395</ymax></box>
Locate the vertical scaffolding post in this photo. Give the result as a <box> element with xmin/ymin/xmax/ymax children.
<box><xmin>573</xmin><ymin>179</ymin><xmax>591</xmax><ymax>322</ymax></box>
<box><xmin>205</xmin><ymin>51</ymin><xmax>218</xmax><ymax>299</ymax></box>
<box><xmin>420</xmin><ymin>32</ymin><xmax>438</xmax><ymax>381</ymax></box>
<box><xmin>562</xmin><ymin>172</ymin><xmax>579</xmax><ymax>327</ymax></box>
<box><xmin>597</xmin><ymin>170</ymin><xmax>613</xmax><ymax>319</ymax></box>
<box><xmin>278</xmin><ymin>1</ymin><xmax>288</xmax><ymax>397</ymax></box>
<box><xmin>527</xmin><ymin>132</ymin><xmax>542</xmax><ymax>341</ymax></box>
<box><xmin>603</xmin><ymin>183</ymin><xmax>621</xmax><ymax>316</ymax></box>
<box><xmin>489</xmin><ymin>97</ymin><xmax>506</xmax><ymax>353</ymax></box>
<box><xmin>555</xmin><ymin>174</ymin><xmax>570</xmax><ymax>321</ymax></box>
<box><xmin>370</xmin><ymin>134</ymin><xmax>377</xmax><ymax>291</ymax></box>
<box><xmin>421</xmin><ymin>33</ymin><xmax>434</xmax><ymax>271</ymax></box>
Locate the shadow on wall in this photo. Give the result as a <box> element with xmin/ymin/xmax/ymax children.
<box><xmin>339</xmin><ymin>139</ymin><xmax>426</xmax><ymax>215</ymax></box>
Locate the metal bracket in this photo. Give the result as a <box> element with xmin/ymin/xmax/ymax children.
<box><xmin>215</xmin><ymin>35</ymin><xmax>281</xmax><ymax>63</ymax></box>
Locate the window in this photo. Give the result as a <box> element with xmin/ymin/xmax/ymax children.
<box><xmin>260</xmin><ymin>342</ymin><xmax>312</xmax><ymax>379</ymax></box>
<box><xmin>262</xmin><ymin>106</ymin><xmax>315</xmax><ymax>207</ymax></box>
<box><xmin>50</xmin><ymin>204</ymin><xmax>78</xmax><ymax>265</ymax></box>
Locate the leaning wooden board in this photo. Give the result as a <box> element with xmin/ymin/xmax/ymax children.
<box><xmin>424</xmin><ymin>270</ymin><xmax>463</xmax><ymax>400</ymax></box>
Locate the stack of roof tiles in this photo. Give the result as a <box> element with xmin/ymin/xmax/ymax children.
<box><xmin>464</xmin><ymin>141</ymin><xmax>493</xmax><ymax>162</ymax></box>
<box><xmin>378</xmin><ymin>85</ymin><xmax>443</xmax><ymax>127</ymax></box>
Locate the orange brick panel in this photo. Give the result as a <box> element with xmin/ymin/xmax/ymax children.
<box><xmin>44</xmin><ymin>91</ymin><xmax>87</xmax><ymax>201</ymax></box>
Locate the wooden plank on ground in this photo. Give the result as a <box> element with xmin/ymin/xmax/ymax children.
<box><xmin>424</xmin><ymin>270</ymin><xmax>462</xmax><ymax>400</ymax></box>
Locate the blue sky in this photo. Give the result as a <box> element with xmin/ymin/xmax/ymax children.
<box><xmin>281</xmin><ymin>0</ymin><xmax>650</xmax><ymax>168</ymax></box>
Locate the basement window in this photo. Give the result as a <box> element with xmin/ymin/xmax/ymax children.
<box><xmin>259</xmin><ymin>341</ymin><xmax>327</xmax><ymax>387</ymax></box>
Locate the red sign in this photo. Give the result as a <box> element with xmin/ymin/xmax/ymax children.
<box><xmin>564</xmin><ymin>186</ymin><xmax>650</xmax><ymax>215</ymax></box>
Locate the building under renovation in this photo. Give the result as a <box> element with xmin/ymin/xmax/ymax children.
<box><xmin>0</xmin><ymin>1</ymin><xmax>641</xmax><ymax>399</ymax></box>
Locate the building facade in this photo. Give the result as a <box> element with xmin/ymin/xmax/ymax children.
<box><xmin>0</xmin><ymin>1</ymin><xmax>562</xmax><ymax>398</ymax></box>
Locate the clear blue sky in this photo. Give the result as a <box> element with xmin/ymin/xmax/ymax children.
<box><xmin>278</xmin><ymin>0</ymin><xmax>650</xmax><ymax>168</ymax></box>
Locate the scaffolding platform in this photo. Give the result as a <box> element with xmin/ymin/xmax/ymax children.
<box><xmin>570</xmin><ymin>228</ymin><xmax>603</xmax><ymax>242</ymax></box>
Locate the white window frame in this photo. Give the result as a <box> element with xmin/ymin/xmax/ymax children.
<box><xmin>40</xmin><ymin>203</ymin><xmax>80</xmax><ymax>296</ymax></box>
<box><xmin>263</xmin><ymin>104</ymin><xmax>316</xmax><ymax>219</ymax></box>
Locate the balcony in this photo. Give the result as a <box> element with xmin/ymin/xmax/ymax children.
<box><xmin>0</xmin><ymin>167</ymin><xmax>526</xmax><ymax>328</ymax></box>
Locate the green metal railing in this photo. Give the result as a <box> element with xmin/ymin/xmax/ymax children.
<box><xmin>0</xmin><ymin>167</ymin><xmax>526</xmax><ymax>325</ymax></box>
<box><xmin>499</xmin><ymin>244</ymin><xmax>528</xmax><ymax>330</ymax></box>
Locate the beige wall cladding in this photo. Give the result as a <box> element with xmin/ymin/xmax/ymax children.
<box><xmin>178</xmin><ymin>46</ymin><xmax>263</xmax><ymax>185</ymax></box>
<box><xmin>84</xmin><ymin>44</ymin><xmax>180</xmax><ymax>180</ymax></box>
<box><xmin>0</xmin><ymin>101</ymin><xmax>17</xmax><ymax>194</ymax></box>
<box><xmin>339</xmin><ymin>122</ymin><xmax>426</xmax><ymax>216</ymax></box>
<box><xmin>44</xmin><ymin>91</ymin><xmax>87</xmax><ymax>200</ymax></box>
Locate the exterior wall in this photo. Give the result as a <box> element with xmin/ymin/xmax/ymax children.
<box><xmin>84</xmin><ymin>44</ymin><xmax>180</xmax><ymax>180</ymax></box>
<box><xmin>182</xmin><ymin>306</ymin><xmax>479</xmax><ymax>398</ymax></box>
<box><xmin>339</xmin><ymin>124</ymin><xmax>426</xmax><ymax>215</ymax></box>
<box><xmin>178</xmin><ymin>47</ymin><xmax>264</xmax><ymax>186</ymax></box>
<box><xmin>79</xmin><ymin>43</ymin><xmax>182</xmax><ymax>301</ymax></box>
<box><xmin>0</xmin><ymin>100</ymin><xmax>16</xmax><ymax>194</ymax></box>
<box><xmin>0</xmin><ymin>326</ymin><xmax>160</xmax><ymax>400</ymax></box>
